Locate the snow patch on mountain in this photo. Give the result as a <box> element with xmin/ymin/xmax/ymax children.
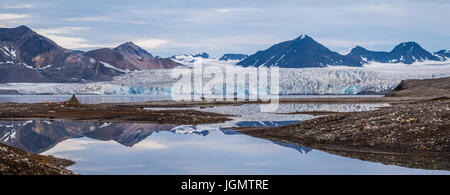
<box><xmin>171</xmin><ymin>53</ymin><xmax>212</xmax><ymax>64</ymax></box>
<box><xmin>170</xmin><ymin>125</ymin><xmax>215</xmax><ymax>136</ymax></box>
<box><xmin>363</xmin><ymin>59</ymin><xmax>450</xmax><ymax>68</ymax></box>
<box><xmin>171</xmin><ymin>54</ymin><xmax>238</xmax><ymax>68</ymax></box>
<box><xmin>0</xmin><ymin>129</ymin><xmax>16</xmax><ymax>142</ymax></box>
<box><xmin>99</xmin><ymin>122</ymin><xmax>112</xmax><ymax>128</ymax></box>
<box><xmin>299</xmin><ymin>34</ymin><xmax>306</xmax><ymax>39</ymax></box>
<box><xmin>0</xmin><ymin>46</ymin><xmax>16</xmax><ymax>59</ymax></box>
<box><xmin>99</xmin><ymin>61</ymin><xmax>130</xmax><ymax>73</ymax></box>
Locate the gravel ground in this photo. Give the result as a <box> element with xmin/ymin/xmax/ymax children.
<box><xmin>237</xmin><ymin>99</ymin><xmax>450</xmax><ymax>170</ymax></box>
<box><xmin>0</xmin><ymin>142</ymin><xmax>75</xmax><ymax>175</ymax></box>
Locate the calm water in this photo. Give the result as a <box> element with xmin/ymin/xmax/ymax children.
<box><xmin>0</xmin><ymin>95</ymin><xmax>448</xmax><ymax>174</ymax></box>
<box><xmin>0</xmin><ymin>94</ymin><xmax>383</xmax><ymax>104</ymax></box>
<box><xmin>0</xmin><ymin>119</ymin><xmax>447</xmax><ymax>175</ymax></box>
<box><xmin>0</xmin><ymin>95</ymin><xmax>172</xmax><ymax>104</ymax></box>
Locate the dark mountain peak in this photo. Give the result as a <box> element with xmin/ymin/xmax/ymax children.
<box><xmin>0</xmin><ymin>25</ymin><xmax>37</xmax><ymax>42</ymax></box>
<box><xmin>87</xmin><ymin>42</ymin><xmax>177</xmax><ymax>70</ymax></box>
<box><xmin>346</xmin><ymin>46</ymin><xmax>391</xmax><ymax>63</ymax></box>
<box><xmin>219</xmin><ymin>53</ymin><xmax>248</xmax><ymax>61</ymax></box>
<box><xmin>85</xmin><ymin>48</ymin><xmax>133</xmax><ymax>68</ymax></box>
<box><xmin>290</xmin><ymin>34</ymin><xmax>319</xmax><ymax>47</ymax></box>
<box><xmin>116</xmin><ymin>41</ymin><xmax>138</xmax><ymax>50</ymax></box>
<box><xmin>346</xmin><ymin>41</ymin><xmax>443</xmax><ymax>64</ymax></box>
<box><xmin>0</xmin><ymin>25</ymin><xmax>67</xmax><ymax>69</ymax></box>
<box><xmin>352</xmin><ymin>45</ymin><xmax>367</xmax><ymax>51</ymax></box>
<box><xmin>0</xmin><ymin>25</ymin><xmax>31</xmax><ymax>33</ymax></box>
<box><xmin>347</xmin><ymin>46</ymin><xmax>370</xmax><ymax>55</ymax></box>
<box><xmin>114</xmin><ymin>42</ymin><xmax>152</xmax><ymax>57</ymax></box>
<box><xmin>238</xmin><ymin>35</ymin><xmax>362</xmax><ymax>68</ymax></box>
<box><xmin>193</xmin><ymin>52</ymin><xmax>210</xmax><ymax>58</ymax></box>
<box><xmin>434</xmin><ymin>49</ymin><xmax>450</xmax><ymax>59</ymax></box>
<box><xmin>389</xmin><ymin>41</ymin><xmax>439</xmax><ymax>63</ymax></box>
<box><xmin>121</xmin><ymin>41</ymin><xmax>137</xmax><ymax>46</ymax></box>
<box><xmin>398</xmin><ymin>41</ymin><xmax>419</xmax><ymax>47</ymax></box>
<box><xmin>294</xmin><ymin>34</ymin><xmax>312</xmax><ymax>41</ymax></box>
<box><xmin>435</xmin><ymin>49</ymin><xmax>450</xmax><ymax>55</ymax></box>
<box><xmin>15</xmin><ymin>25</ymin><xmax>32</xmax><ymax>32</ymax></box>
<box><xmin>291</xmin><ymin>34</ymin><xmax>329</xmax><ymax>50</ymax></box>
<box><xmin>391</xmin><ymin>41</ymin><xmax>422</xmax><ymax>53</ymax></box>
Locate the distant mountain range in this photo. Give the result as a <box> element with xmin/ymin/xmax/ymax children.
<box><xmin>219</xmin><ymin>53</ymin><xmax>248</xmax><ymax>61</ymax></box>
<box><xmin>435</xmin><ymin>49</ymin><xmax>450</xmax><ymax>59</ymax></box>
<box><xmin>345</xmin><ymin>42</ymin><xmax>441</xmax><ymax>64</ymax></box>
<box><xmin>0</xmin><ymin>119</ymin><xmax>312</xmax><ymax>156</ymax></box>
<box><xmin>1</xmin><ymin>25</ymin><xmax>449</xmax><ymax>83</ymax></box>
<box><xmin>170</xmin><ymin>52</ymin><xmax>212</xmax><ymax>63</ymax></box>
<box><xmin>0</xmin><ymin>120</ymin><xmax>177</xmax><ymax>153</ymax></box>
<box><xmin>238</xmin><ymin>34</ymin><xmax>449</xmax><ymax>68</ymax></box>
<box><xmin>171</xmin><ymin>52</ymin><xmax>248</xmax><ymax>63</ymax></box>
<box><xmin>238</xmin><ymin>35</ymin><xmax>361</xmax><ymax>68</ymax></box>
<box><xmin>0</xmin><ymin>25</ymin><xmax>178</xmax><ymax>83</ymax></box>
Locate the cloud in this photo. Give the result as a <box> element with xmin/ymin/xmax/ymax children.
<box><xmin>162</xmin><ymin>34</ymin><xmax>278</xmax><ymax>50</ymax></box>
<box><xmin>64</xmin><ymin>17</ymin><xmax>109</xmax><ymax>22</ymax></box>
<box><xmin>41</xmin><ymin>34</ymin><xmax>96</xmax><ymax>49</ymax></box>
<box><xmin>328</xmin><ymin>4</ymin><xmax>408</xmax><ymax>16</ymax></box>
<box><xmin>46</xmin><ymin>35</ymin><xmax>116</xmax><ymax>49</ymax></box>
<box><xmin>134</xmin><ymin>39</ymin><xmax>169</xmax><ymax>50</ymax></box>
<box><xmin>180</xmin><ymin>7</ymin><xmax>264</xmax><ymax>23</ymax></box>
<box><xmin>132</xmin><ymin>140</ymin><xmax>168</xmax><ymax>150</ymax></box>
<box><xmin>0</xmin><ymin>13</ymin><xmax>28</xmax><ymax>20</ymax></box>
<box><xmin>1</xmin><ymin>0</ymin><xmax>447</xmax><ymax>55</ymax></box>
<box><xmin>35</xmin><ymin>26</ymin><xmax>89</xmax><ymax>34</ymax></box>
<box><xmin>42</xmin><ymin>139</ymin><xmax>108</xmax><ymax>154</ymax></box>
<box><xmin>2</xmin><ymin>3</ymin><xmax>34</xmax><ymax>9</ymax></box>
<box><xmin>216</xmin><ymin>8</ymin><xmax>264</xmax><ymax>13</ymax></box>
<box><xmin>64</xmin><ymin>16</ymin><xmax>146</xmax><ymax>24</ymax></box>
<box><xmin>35</xmin><ymin>27</ymin><xmax>116</xmax><ymax>49</ymax></box>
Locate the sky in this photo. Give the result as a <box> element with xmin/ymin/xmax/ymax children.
<box><xmin>0</xmin><ymin>0</ymin><xmax>449</xmax><ymax>57</ymax></box>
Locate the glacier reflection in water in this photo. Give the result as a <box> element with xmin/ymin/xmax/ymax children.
<box><xmin>0</xmin><ymin>119</ymin><xmax>447</xmax><ymax>175</ymax></box>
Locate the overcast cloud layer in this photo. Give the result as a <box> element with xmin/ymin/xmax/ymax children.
<box><xmin>0</xmin><ymin>0</ymin><xmax>449</xmax><ymax>57</ymax></box>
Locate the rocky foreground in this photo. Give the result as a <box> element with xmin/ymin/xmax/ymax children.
<box><xmin>0</xmin><ymin>142</ymin><xmax>75</xmax><ymax>175</ymax></box>
<box><xmin>237</xmin><ymin>99</ymin><xmax>450</xmax><ymax>170</ymax></box>
<box><xmin>0</xmin><ymin>102</ymin><xmax>232</xmax><ymax>125</ymax></box>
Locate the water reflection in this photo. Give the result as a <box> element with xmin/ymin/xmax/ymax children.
<box><xmin>0</xmin><ymin>120</ymin><xmax>177</xmax><ymax>153</ymax></box>
<box><xmin>0</xmin><ymin>119</ymin><xmax>310</xmax><ymax>155</ymax></box>
<box><xmin>1</xmin><ymin>119</ymin><xmax>448</xmax><ymax>174</ymax></box>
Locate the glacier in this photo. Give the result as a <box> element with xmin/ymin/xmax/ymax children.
<box><xmin>1</xmin><ymin>60</ymin><xmax>450</xmax><ymax>96</ymax></box>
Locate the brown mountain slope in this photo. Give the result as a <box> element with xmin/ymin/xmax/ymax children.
<box><xmin>86</xmin><ymin>42</ymin><xmax>178</xmax><ymax>71</ymax></box>
<box><xmin>0</xmin><ymin>25</ymin><xmax>122</xmax><ymax>83</ymax></box>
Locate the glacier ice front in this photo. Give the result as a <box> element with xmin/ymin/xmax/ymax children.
<box><xmin>1</xmin><ymin>61</ymin><xmax>450</xmax><ymax>96</ymax></box>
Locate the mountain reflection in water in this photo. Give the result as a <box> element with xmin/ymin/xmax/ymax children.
<box><xmin>0</xmin><ymin>120</ymin><xmax>311</xmax><ymax>155</ymax></box>
<box><xmin>1</xmin><ymin>119</ymin><xmax>447</xmax><ymax>174</ymax></box>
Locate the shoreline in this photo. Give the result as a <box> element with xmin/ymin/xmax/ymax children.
<box><xmin>0</xmin><ymin>96</ymin><xmax>428</xmax><ymax>124</ymax></box>
<box><xmin>0</xmin><ymin>142</ymin><xmax>75</xmax><ymax>175</ymax></box>
<box><xmin>235</xmin><ymin>98</ymin><xmax>450</xmax><ymax>170</ymax></box>
<box><xmin>1</xmin><ymin>95</ymin><xmax>449</xmax><ymax>173</ymax></box>
<box><xmin>0</xmin><ymin>101</ymin><xmax>233</xmax><ymax>125</ymax></box>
